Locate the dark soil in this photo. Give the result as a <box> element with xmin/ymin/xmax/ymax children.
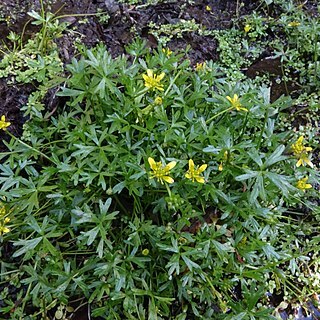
<box><xmin>0</xmin><ymin>0</ymin><xmax>270</xmax><ymax>140</ymax></box>
<box><xmin>0</xmin><ymin>0</ymin><xmax>319</xmax><ymax>319</ymax></box>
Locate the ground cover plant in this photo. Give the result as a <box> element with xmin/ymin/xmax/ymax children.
<box><xmin>0</xmin><ymin>0</ymin><xmax>319</xmax><ymax>319</ymax></box>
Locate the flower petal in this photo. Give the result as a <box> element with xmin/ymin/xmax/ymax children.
<box><xmin>148</xmin><ymin>157</ymin><xmax>156</xmax><ymax>169</ymax></box>
<box><xmin>166</xmin><ymin>161</ymin><xmax>176</xmax><ymax>170</ymax></box>
<box><xmin>162</xmin><ymin>176</ymin><xmax>174</xmax><ymax>184</ymax></box>
<box><xmin>188</xmin><ymin>159</ymin><xmax>195</xmax><ymax>171</ymax></box>
<box><xmin>185</xmin><ymin>172</ymin><xmax>192</xmax><ymax>179</ymax></box>
<box><xmin>198</xmin><ymin>164</ymin><xmax>207</xmax><ymax>173</ymax></box>
<box><xmin>157</xmin><ymin>72</ymin><xmax>165</xmax><ymax>81</ymax></box>
<box><xmin>296</xmin><ymin>159</ymin><xmax>302</xmax><ymax>167</ymax></box>
<box><xmin>304</xmin><ymin>158</ymin><xmax>314</xmax><ymax>168</ymax></box>
<box><xmin>195</xmin><ymin>176</ymin><xmax>205</xmax><ymax>184</ymax></box>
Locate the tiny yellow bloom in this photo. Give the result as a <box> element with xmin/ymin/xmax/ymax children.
<box><xmin>0</xmin><ymin>115</ymin><xmax>11</xmax><ymax>130</ymax></box>
<box><xmin>291</xmin><ymin>136</ymin><xmax>313</xmax><ymax>168</ymax></box>
<box><xmin>296</xmin><ymin>177</ymin><xmax>312</xmax><ymax>191</ymax></box>
<box><xmin>0</xmin><ymin>216</ymin><xmax>10</xmax><ymax>236</ymax></box>
<box><xmin>142</xmin><ymin>69</ymin><xmax>165</xmax><ymax>91</ymax></box>
<box><xmin>195</xmin><ymin>62</ymin><xmax>206</xmax><ymax>72</ymax></box>
<box><xmin>244</xmin><ymin>24</ymin><xmax>251</xmax><ymax>33</ymax></box>
<box><xmin>0</xmin><ymin>225</ymin><xmax>10</xmax><ymax>235</ymax></box>
<box><xmin>218</xmin><ymin>151</ymin><xmax>229</xmax><ymax>171</ymax></box>
<box><xmin>162</xmin><ymin>47</ymin><xmax>172</xmax><ymax>56</ymax></box>
<box><xmin>296</xmin><ymin>153</ymin><xmax>313</xmax><ymax>168</ymax></box>
<box><xmin>288</xmin><ymin>21</ymin><xmax>300</xmax><ymax>27</ymax></box>
<box><xmin>142</xmin><ymin>248</ymin><xmax>149</xmax><ymax>256</ymax></box>
<box><xmin>0</xmin><ymin>205</ymin><xmax>6</xmax><ymax>216</ymax></box>
<box><xmin>226</xmin><ymin>94</ymin><xmax>248</xmax><ymax>112</ymax></box>
<box><xmin>185</xmin><ymin>159</ymin><xmax>207</xmax><ymax>183</ymax></box>
<box><xmin>291</xmin><ymin>136</ymin><xmax>312</xmax><ymax>155</ymax></box>
<box><xmin>206</xmin><ymin>5</ymin><xmax>211</xmax><ymax>11</ymax></box>
<box><xmin>154</xmin><ymin>96</ymin><xmax>163</xmax><ymax>105</ymax></box>
<box><xmin>148</xmin><ymin>157</ymin><xmax>176</xmax><ymax>184</ymax></box>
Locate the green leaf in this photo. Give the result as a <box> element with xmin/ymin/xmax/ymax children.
<box><xmin>265</xmin><ymin>172</ymin><xmax>294</xmax><ymax>197</ymax></box>
<box><xmin>264</xmin><ymin>145</ymin><xmax>286</xmax><ymax>167</ymax></box>
<box><xmin>81</xmin><ymin>227</ymin><xmax>99</xmax><ymax>246</ymax></box>
<box><xmin>13</xmin><ymin>237</ymin><xmax>43</xmax><ymax>257</ymax></box>
<box><xmin>99</xmin><ymin>198</ymin><xmax>112</xmax><ymax>214</ymax></box>
<box><xmin>181</xmin><ymin>254</ymin><xmax>200</xmax><ymax>271</ymax></box>
<box><xmin>235</xmin><ymin>170</ymin><xmax>258</xmax><ymax>181</ymax></box>
<box><xmin>112</xmin><ymin>181</ymin><xmax>126</xmax><ymax>194</ymax></box>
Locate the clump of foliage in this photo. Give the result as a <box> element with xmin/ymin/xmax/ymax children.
<box><xmin>0</xmin><ymin>1</ymin><xmax>320</xmax><ymax>319</ymax></box>
<box><xmin>0</xmin><ymin>38</ymin><xmax>319</xmax><ymax>319</ymax></box>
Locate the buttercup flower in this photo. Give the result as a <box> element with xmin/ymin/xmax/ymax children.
<box><xmin>143</xmin><ymin>69</ymin><xmax>165</xmax><ymax>91</ymax></box>
<box><xmin>148</xmin><ymin>157</ymin><xmax>176</xmax><ymax>184</ymax></box>
<box><xmin>291</xmin><ymin>136</ymin><xmax>312</xmax><ymax>154</ymax></box>
<box><xmin>226</xmin><ymin>94</ymin><xmax>248</xmax><ymax>112</ymax></box>
<box><xmin>296</xmin><ymin>177</ymin><xmax>312</xmax><ymax>191</ymax></box>
<box><xmin>185</xmin><ymin>159</ymin><xmax>207</xmax><ymax>183</ymax></box>
<box><xmin>296</xmin><ymin>153</ymin><xmax>313</xmax><ymax>168</ymax></box>
<box><xmin>0</xmin><ymin>217</ymin><xmax>10</xmax><ymax>236</ymax></box>
<box><xmin>244</xmin><ymin>24</ymin><xmax>251</xmax><ymax>33</ymax></box>
<box><xmin>219</xmin><ymin>151</ymin><xmax>229</xmax><ymax>171</ymax></box>
<box><xmin>0</xmin><ymin>115</ymin><xmax>11</xmax><ymax>130</ymax></box>
<box><xmin>288</xmin><ymin>21</ymin><xmax>300</xmax><ymax>27</ymax></box>
<box><xmin>206</xmin><ymin>5</ymin><xmax>211</xmax><ymax>11</ymax></box>
<box><xmin>162</xmin><ymin>48</ymin><xmax>172</xmax><ymax>56</ymax></box>
<box><xmin>0</xmin><ymin>205</ymin><xmax>5</xmax><ymax>216</ymax></box>
<box><xmin>291</xmin><ymin>136</ymin><xmax>313</xmax><ymax>168</ymax></box>
<box><xmin>195</xmin><ymin>62</ymin><xmax>206</xmax><ymax>71</ymax></box>
<box><xmin>154</xmin><ymin>96</ymin><xmax>163</xmax><ymax>105</ymax></box>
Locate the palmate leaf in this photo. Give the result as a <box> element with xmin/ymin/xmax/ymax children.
<box><xmin>265</xmin><ymin>172</ymin><xmax>294</xmax><ymax>197</ymax></box>
<box><xmin>13</xmin><ymin>237</ymin><xmax>42</xmax><ymax>257</ymax></box>
<box><xmin>264</xmin><ymin>145</ymin><xmax>287</xmax><ymax>167</ymax></box>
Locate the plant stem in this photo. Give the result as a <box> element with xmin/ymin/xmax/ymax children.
<box><xmin>206</xmin><ymin>106</ymin><xmax>233</xmax><ymax>124</ymax></box>
<box><xmin>164</xmin><ymin>69</ymin><xmax>182</xmax><ymax>96</ymax></box>
<box><xmin>7</xmin><ymin>132</ymin><xmax>56</xmax><ymax>164</ymax></box>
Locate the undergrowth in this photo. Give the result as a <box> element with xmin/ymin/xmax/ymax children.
<box><xmin>0</xmin><ymin>1</ymin><xmax>319</xmax><ymax>319</ymax></box>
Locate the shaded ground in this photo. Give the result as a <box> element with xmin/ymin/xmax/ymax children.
<box><xmin>0</xmin><ymin>0</ymin><xmax>270</xmax><ymax>141</ymax></box>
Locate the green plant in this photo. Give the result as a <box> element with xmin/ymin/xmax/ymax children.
<box><xmin>1</xmin><ymin>1</ymin><xmax>320</xmax><ymax>318</ymax></box>
<box><xmin>0</xmin><ymin>39</ymin><xmax>319</xmax><ymax>319</ymax></box>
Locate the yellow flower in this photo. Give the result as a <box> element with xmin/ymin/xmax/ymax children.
<box><xmin>244</xmin><ymin>24</ymin><xmax>251</xmax><ymax>33</ymax></box>
<box><xmin>291</xmin><ymin>136</ymin><xmax>312</xmax><ymax>154</ymax></box>
<box><xmin>148</xmin><ymin>157</ymin><xmax>176</xmax><ymax>184</ymax></box>
<box><xmin>226</xmin><ymin>94</ymin><xmax>248</xmax><ymax>112</ymax></box>
<box><xmin>0</xmin><ymin>217</ymin><xmax>10</xmax><ymax>236</ymax></box>
<box><xmin>0</xmin><ymin>205</ymin><xmax>6</xmax><ymax>216</ymax></box>
<box><xmin>291</xmin><ymin>136</ymin><xmax>313</xmax><ymax>168</ymax></box>
<box><xmin>142</xmin><ymin>69</ymin><xmax>165</xmax><ymax>91</ymax></box>
<box><xmin>185</xmin><ymin>159</ymin><xmax>207</xmax><ymax>183</ymax></box>
<box><xmin>296</xmin><ymin>177</ymin><xmax>312</xmax><ymax>191</ymax></box>
<box><xmin>154</xmin><ymin>96</ymin><xmax>163</xmax><ymax>105</ymax></box>
<box><xmin>288</xmin><ymin>21</ymin><xmax>300</xmax><ymax>27</ymax></box>
<box><xmin>142</xmin><ymin>248</ymin><xmax>149</xmax><ymax>256</ymax></box>
<box><xmin>0</xmin><ymin>115</ymin><xmax>11</xmax><ymax>130</ymax></box>
<box><xmin>296</xmin><ymin>153</ymin><xmax>313</xmax><ymax>168</ymax></box>
<box><xmin>195</xmin><ymin>62</ymin><xmax>206</xmax><ymax>71</ymax></box>
<box><xmin>218</xmin><ymin>151</ymin><xmax>229</xmax><ymax>171</ymax></box>
<box><xmin>162</xmin><ymin>48</ymin><xmax>172</xmax><ymax>56</ymax></box>
<box><xmin>206</xmin><ymin>5</ymin><xmax>211</xmax><ymax>11</ymax></box>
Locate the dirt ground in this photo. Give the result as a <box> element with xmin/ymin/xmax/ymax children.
<box><xmin>0</xmin><ymin>0</ymin><xmax>318</xmax><ymax>140</ymax></box>
<box><xmin>0</xmin><ymin>0</ymin><xmax>272</xmax><ymax>141</ymax></box>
